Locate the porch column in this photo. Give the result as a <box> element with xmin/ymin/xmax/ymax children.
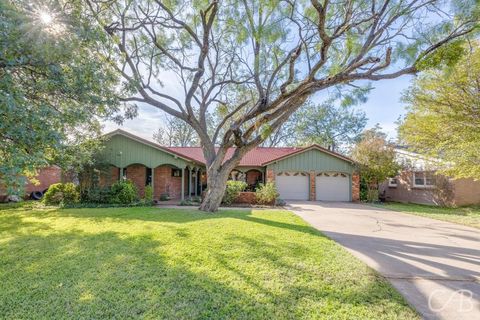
<box><xmin>181</xmin><ymin>167</ymin><xmax>185</xmax><ymax>201</ymax></box>
<box><xmin>151</xmin><ymin>167</ymin><xmax>155</xmax><ymax>198</ymax></box>
<box><xmin>194</xmin><ymin>168</ymin><xmax>198</xmax><ymax>197</ymax></box>
<box><xmin>120</xmin><ymin>167</ymin><xmax>125</xmax><ymax>180</ymax></box>
<box><xmin>199</xmin><ymin>170</ymin><xmax>203</xmax><ymax>194</ymax></box>
<box><xmin>188</xmin><ymin>167</ymin><xmax>192</xmax><ymax>198</ymax></box>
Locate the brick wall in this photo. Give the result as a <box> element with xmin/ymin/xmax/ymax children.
<box><xmin>154</xmin><ymin>165</ymin><xmax>183</xmax><ymax>200</ymax></box>
<box><xmin>379</xmin><ymin>170</ymin><xmax>441</xmax><ymax>205</ymax></box>
<box><xmin>99</xmin><ymin>166</ymin><xmax>120</xmax><ymax>187</ymax></box>
<box><xmin>24</xmin><ymin>166</ymin><xmax>63</xmax><ymax>194</ymax></box>
<box><xmin>309</xmin><ymin>171</ymin><xmax>315</xmax><ymax>201</ymax></box>
<box><xmin>352</xmin><ymin>173</ymin><xmax>360</xmax><ymax>202</ymax></box>
<box><xmin>246</xmin><ymin>170</ymin><xmax>262</xmax><ymax>185</ymax></box>
<box><xmin>452</xmin><ymin>178</ymin><xmax>480</xmax><ymax>206</ymax></box>
<box><xmin>234</xmin><ymin>191</ymin><xmax>257</xmax><ymax>204</ymax></box>
<box><xmin>126</xmin><ymin>164</ymin><xmax>147</xmax><ymax>198</ymax></box>
<box><xmin>266</xmin><ymin>169</ymin><xmax>275</xmax><ymax>182</ymax></box>
<box><xmin>1</xmin><ymin>166</ymin><xmax>62</xmax><ymax>201</ymax></box>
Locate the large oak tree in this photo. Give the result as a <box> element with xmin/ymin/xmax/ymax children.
<box><xmin>85</xmin><ymin>0</ymin><xmax>478</xmax><ymax>211</ymax></box>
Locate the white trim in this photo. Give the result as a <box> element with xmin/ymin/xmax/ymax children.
<box><xmin>262</xmin><ymin>144</ymin><xmax>354</xmax><ymax>166</ymax></box>
<box><xmin>388</xmin><ymin>178</ymin><xmax>398</xmax><ymax>187</ymax></box>
<box><xmin>413</xmin><ymin>171</ymin><xmax>435</xmax><ymax>188</ymax></box>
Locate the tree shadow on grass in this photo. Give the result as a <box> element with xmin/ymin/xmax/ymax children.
<box><xmin>0</xmin><ymin>209</ymin><xmax>418</xmax><ymax>319</ymax></box>
<box><xmin>38</xmin><ymin>207</ymin><xmax>325</xmax><ymax>238</ymax></box>
<box><xmin>1</xmin><ymin>230</ymin><xmax>274</xmax><ymax>319</ymax></box>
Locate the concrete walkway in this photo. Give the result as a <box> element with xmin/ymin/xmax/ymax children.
<box><xmin>286</xmin><ymin>201</ymin><xmax>480</xmax><ymax>320</ymax></box>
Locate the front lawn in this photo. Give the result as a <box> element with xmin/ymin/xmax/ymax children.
<box><xmin>0</xmin><ymin>205</ymin><xmax>417</xmax><ymax>319</ymax></box>
<box><xmin>377</xmin><ymin>202</ymin><xmax>480</xmax><ymax>229</ymax></box>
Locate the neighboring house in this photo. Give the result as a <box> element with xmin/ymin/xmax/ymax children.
<box><xmin>99</xmin><ymin>129</ymin><xmax>360</xmax><ymax>202</ymax></box>
<box><xmin>0</xmin><ymin>166</ymin><xmax>62</xmax><ymax>202</ymax></box>
<box><xmin>379</xmin><ymin>148</ymin><xmax>480</xmax><ymax>206</ymax></box>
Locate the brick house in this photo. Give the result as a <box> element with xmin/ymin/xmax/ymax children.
<box><xmin>0</xmin><ymin>166</ymin><xmax>62</xmax><ymax>202</ymax></box>
<box><xmin>379</xmin><ymin>148</ymin><xmax>480</xmax><ymax>206</ymax></box>
<box><xmin>99</xmin><ymin>129</ymin><xmax>360</xmax><ymax>202</ymax></box>
<box><xmin>1</xmin><ymin>129</ymin><xmax>360</xmax><ymax>202</ymax></box>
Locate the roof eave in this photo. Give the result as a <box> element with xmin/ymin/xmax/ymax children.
<box><xmin>103</xmin><ymin>129</ymin><xmax>205</xmax><ymax>165</ymax></box>
<box><xmin>262</xmin><ymin>144</ymin><xmax>355</xmax><ymax>166</ymax></box>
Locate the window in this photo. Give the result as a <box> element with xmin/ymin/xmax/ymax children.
<box><xmin>413</xmin><ymin>171</ymin><xmax>435</xmax><ymax>187</ymax></box>
<box><xmin>388</xmin><ymin>178</ymin><xmax>398</xmax><ymax>187</ymax></box>
<box><xmin>146</xmin><ymin>168</ymin><xmax>152</xmax><ymax>186</ymax></box>
<box><xmin>172</xmin><ymin>168</ymin><xmax>182</xmax><ymax>177</ymax></box>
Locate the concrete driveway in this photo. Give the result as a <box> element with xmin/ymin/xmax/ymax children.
<box><xmin>286</xmin><ymin>201</ymin><xmax>480</xmax><ymax>320</ymax></box>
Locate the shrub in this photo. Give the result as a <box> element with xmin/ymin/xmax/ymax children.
<box><xmin>179</xmin><ymin>199</ymin><xmax>199</xmax><ymax>206</ymax></box>
<box><xmin>359</xmin><ymin>176</ymin><xmax>368</xmax><ymax>201</ymax></box>
<box><xmin>43</xmin><ymin>183</ymin><xmax>79</xmax><ymax>205</ymax></box>
<box><xmin>144</xmin><ymin>185</ymin><xmax>153</xmax><ymax>203</ymax></box>
<box><xmin>366</xmin><ymin>189</ymin><xmax>379</xmax><ymax>203</ymax></box>
<box><xmin>255</xmin><ymin>182</ymin><xmax>279</xmax><ymax>205</ymax></box>
<box><xmin>159</xmin><ymin>193</ymin><xmax>170</xmax><ymax>201</ymax></box>
<box><xmin>81</xmin><ymin>186</ymin><xmax>113</xmax><ymax>204</ymax></box>
<box><xmin>111</xmin><ymin>180</ymin><xmax>138</xmax><ymax>204</ymax></box>
<box><xmin>222</xmin><ymin>180</ymin><xmax>247</xmax><ymax>205</ymax></box>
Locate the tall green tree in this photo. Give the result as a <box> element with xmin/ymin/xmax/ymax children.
<box><xmin>263</xmin><ymin>100</ymin><xmax>367</xmax><ymax>152</ymax></box>
<box><xmin>399</xmin><ymin>44</ymin><xmax>480</xmax><ymax>179</ymax></box>
<box><xmin>85</xmin><ymin>0</ymin><xmax>478</xmax><ymax>211</ymax></box>
<box><xmin>295</xmin><ymin>87</ymin><xmax>369</xmax><ymax>151</ymax></box>
<box><xmin>351</xmin><ymin>126</ymin><xmax>400</xmax><ymax>201</ymax></box>
<box><xmin>0</xmin><ymin>0</ymin><xmax>127</xmax><ymax>196</ymax></box>
<box><xmin>153</xmin><ymin>114</ymin><xmax>200</xmax><ymax>147</ymax></box>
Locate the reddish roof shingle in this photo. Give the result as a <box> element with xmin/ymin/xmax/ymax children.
<box><xmin>105</xmin><ymin>129</ymin><xmax>354</xmax><ymax>166</ymax></box>
<box><xmin>166</xmin><ymin>147</ymin><xmax>302</xmax><ymax>166</ymax></box>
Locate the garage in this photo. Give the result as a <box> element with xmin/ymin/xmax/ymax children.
<box><xmin>276</xmin><ymin>172</ymin><xmax>309</xmax><ymax>200</ymax></box>
<box><xmin>316</xmin><ymin>172</ymin><xmax>350</xmax><ymax>201</ymax></box>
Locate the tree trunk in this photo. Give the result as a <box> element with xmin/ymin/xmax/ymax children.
<box><xmin>199</xmin><ymin>165</ymin><xmax>232</xmax><ymax>212</ymax></box>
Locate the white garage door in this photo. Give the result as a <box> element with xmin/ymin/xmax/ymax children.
<box><xmin>276</xmin><ymin>172</ymin><xmax>309</xmax><ymax>200</ymax></box>
<box><xmin>316</xmin><ymin>173</ymin><xmax>350</xmax><ymax>201</ymax></box>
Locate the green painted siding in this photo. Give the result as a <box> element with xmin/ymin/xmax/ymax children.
<box><xmin>100</xmin><ymin>134</ymin><xmax>193</xmax><ymax>168</ymax></box>
<box><xmin>267</xmin><ymin>149</ymin><xmax>354</xmax><ymax>174</ymax></box>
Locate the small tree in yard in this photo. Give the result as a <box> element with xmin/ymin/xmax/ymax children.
<box><xmin>84</xmin><ymin>0</ymin><xmax>478</xmax><ymax>211</ymax></box>
<box><xmin>399</xmin><ymin>44</ymin><xmax>480</xmax><ymax>180</ymax></box>
<box><xmin>351</xmin><ymin>127</ymin><xmax>400</xmax><ymax>202</ymax></box>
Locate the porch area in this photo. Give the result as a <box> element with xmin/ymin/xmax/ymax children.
<box><xmin>100</xmin><ymin>164</ymin><xmax>206</xmax><ymax>201</ymax></box>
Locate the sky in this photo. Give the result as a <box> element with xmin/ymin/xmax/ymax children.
<box><xmin>103</xmin><ymin>75</ymin><xmax>414</xmax><ymax>143</ymax></box>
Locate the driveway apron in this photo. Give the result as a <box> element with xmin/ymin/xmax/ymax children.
<box><xmin>286</xmin><ymin>201</ymin><xmax>480</xmax><ymax>320</ymax></box>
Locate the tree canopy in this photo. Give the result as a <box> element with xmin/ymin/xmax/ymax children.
<box><xmin>398</xmin><ymin>44</ymin><xmax>480</xmax><ymax>179</ymax></box>
<box><xmin>351</xmin><ymin>126</ymin><xmax>400</xmax><ymax>201</ymax></box>
<box><xmin>0</xmin><ymin>0</ymin><xmax>128</xmax><ymax>195</ymax></box>
<box><xmin>76</xmin><ymin>0</ymin><xmax>480</xmax><ymax>210</ymax></box>
<box><xmin>263</xmin><ymin>99</ymin><xmax>367</xmax><ymax>152</ymax></box>
<box><xmin>153</xmin><ymin>114</ymin><xmax>200</xmax><ymax>146</ymax></box>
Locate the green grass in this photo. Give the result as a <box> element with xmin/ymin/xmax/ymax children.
<box><xmin>376</xmin><ymin>202</ymin><xmax>480</xmax><ymax>229</ymax></box>
<box><xmin>0</xmin><ymin>204</ymin><xmax>417</xmax><ymax>319</ymax></box>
